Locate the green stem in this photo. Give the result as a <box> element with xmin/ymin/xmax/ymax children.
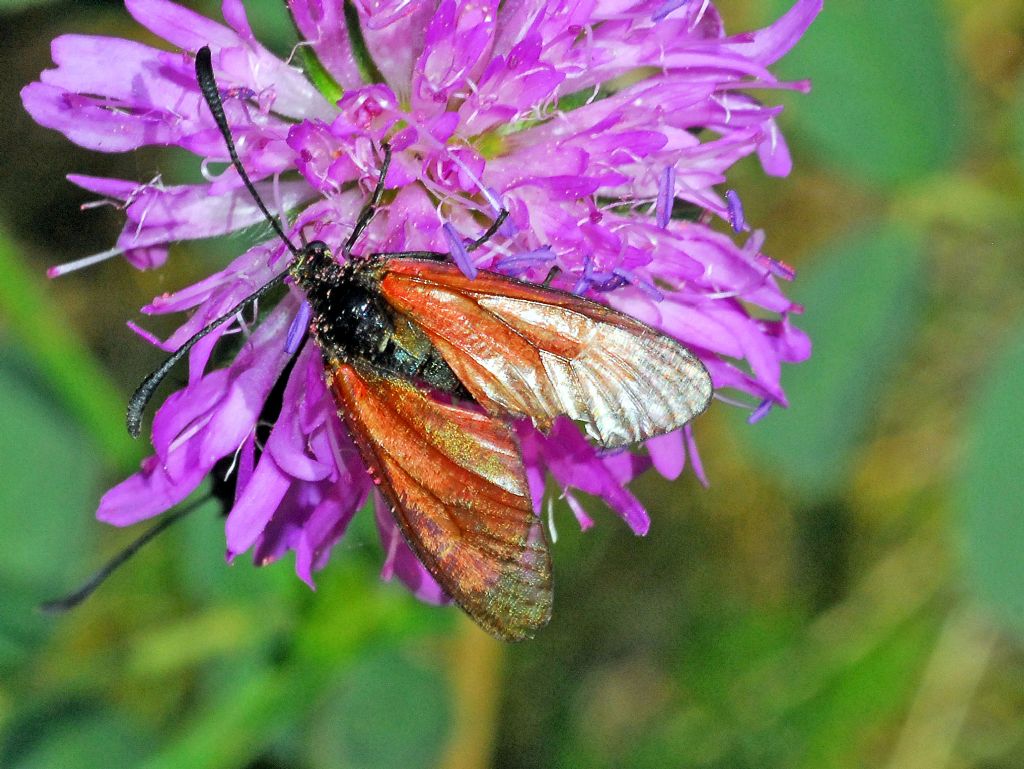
<box><xmin>344</xmin><ymin>0</ymin><xmax>388</xmax><ymax>85</ymax></box>
<box><xmin>296</xmin><ymin>44</ymin><xmax>345</xmax><ymax>104</ymax></box>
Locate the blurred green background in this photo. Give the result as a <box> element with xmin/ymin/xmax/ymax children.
<box><xmin>1</xmin><ymin>1</ymin><xmax>1023</xmax><ymax>767</ymax></box>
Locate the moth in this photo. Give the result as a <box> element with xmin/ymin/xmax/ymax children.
<box><xmin>124</xmin><ymin>46</ymin><xmax>713</xmax><ymax>641</ymax></box>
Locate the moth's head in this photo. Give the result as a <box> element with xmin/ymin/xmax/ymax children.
<box><xmin>289</xmin><ymin>240</ymin><xmax>334</xmax><ymax>289</ymax></box>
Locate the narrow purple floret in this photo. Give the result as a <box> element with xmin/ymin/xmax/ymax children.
<box><xmin>23</xmin><ymin>0</ymin><xmax>820</xmax><ymax>596</ymax></box>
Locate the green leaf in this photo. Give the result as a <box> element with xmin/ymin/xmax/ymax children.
<box><xmin>136</xmin><ymin>560</ymin><xmax>431</xmax><ymax>769</ymax></box>
<box><xmin>0</xmin><ymin>229</ymin><xmax>139</xmax><ymax>468</ymax></box>
<box><xmin>1016</xmin><ymin>73</ymin><xmax>1024</xmax><ymax>173</ymax></box>
<box><xmin>1</xmin><ymin>703</ymin><xmax>153</xmax><ymax>769</ymax></box>
<box><xmin>0</xmin><ymin>349</ymin><xmax>104</xmax><ymax>667</ymax></box>
<box><xmin>138</xmin><ymin>668</ymin><xmax>297</xmax><ymax>769</ymax></box>
<box><xmin>790</xmin><ymin>614</ymin><xmax>937</xmax><ymax>769</ymax></box>
<box><xmin>174</xmin><ymin>492</ymin><xmax>289</xmax><ymax>606</ymax></box>
<box><xmin>307</xmin><ymin>648</ymin><xmax>451</xmax><ymax>769</ymax></box>
<box><xmin>768</xmin><ymin>0</ymin><xmax>965</xmax><ymax>186</ymax></box>
<box><xmin>739</xmin><ymin>224</ymin><xmax>925</xmax><ymax>500</ymax></box>
<box><xmin>0</xmin><ymin>0</ymin><xmax>60</xmax><ymax>11</ymax></box>
<box><xmin>957</xmin><ymin>324</ymin><xmax>1024</xmax><ymax>636</ymax></box>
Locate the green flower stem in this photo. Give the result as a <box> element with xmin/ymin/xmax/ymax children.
<box><xmin>297</xmin><ymin>45</ymin><xmax>344</xmax><ymax>104</ymax></box>
<box><xmin>0</xmin><ymin>229</ymin><xmax>140</xmax><ymax>468</ymax></box>
<box><xmin>344</xmin><ymin>0</ymin><xmax>387</xmax><ymax>84</ymax></box>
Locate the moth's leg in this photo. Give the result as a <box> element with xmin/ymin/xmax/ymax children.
<box><xmin>342</xmin><ymin>143</ymin><xmax>393</xmax><ymax>259</ymax></box>
<box><xmin>466</xmin><ymin>208</ymin><xmax>509</xmax><ymax>252</ymax></box>
<box><xmin>542</xmin><ymin>266</ymin><xmax>561</xmax><ymax>287</ymax></box>
<box><xmin>374</xmin><ymin>208</ymin><xmax>508</xmax><ymax>262</ymax></box>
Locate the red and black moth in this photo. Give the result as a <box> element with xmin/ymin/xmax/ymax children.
<box><xmin>115</xmin><ymin>46</ymin><xmax>713</xmax><ymax>642</ymax></box>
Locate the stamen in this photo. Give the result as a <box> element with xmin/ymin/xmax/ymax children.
<box><xmin>47</xmin><ymin>246</ymin><xmax>124</xmax><ymax>278</ymax></box>
<box><xmin>755</xmin><ymin>254</ymin><xmax>797</xmax><ymax>281</ymax></box>
<box><xmin>285</xmin><ymin>300</ymin><xmax>312</xmax><ymax>354</ymax></box>
<box><xmin>443</xmin><ymin>222</ymin><xmax>477</xmax><ymax>279</ymax></box>
<box><xmin>447</xmin><ymin>149</ymin><xmax>500</xmax><ymax>213</ymax></box>
<box><xmin>221</xmin><ymin>430</ymin><xmax>251</xmax><ymax>482</ymax></box>
<box><xmin>80</xmin><ymin>198</ymin><xmax>119</xmax><ymax>211</ymax></box>
<box><xmin>688</xmin><ymin>0</ymin><xmax>711</xmax><ymax>30</ymax></box>
<box><xmin>380</xmin><ymin>504</ymin><xmax>400</xmax><ymax>581</ymax></box>
<box><xmin>168</xmin><ymin>413</ymin><xmax>214</xmax><ymax>455</ymax></box>
<box><xmin>712</xmin><ymin>93</ymin><xmax>733</xmax><ymax>125</ymax></box>
<box><xmin>492</xmin><ymin>246</ymin><xmax>555</xmax><ymax>275</ymax></box>
<box><xmin>613</xmin><ymin>268</ymin><xmax>663</xmax><ymax>300</ymax></box>
<box><xmin>125</xmin><ymin>321</ymin><xmax>166</xmax><ymax>349</ymax></box>
<box><xmin>743</xmin><ymin>228</ymin><xmax>766</xmax><ymax>257</ymax></box>
<box><xmin>592</xmin><ymin>275</ymin><xmax>628</xmax><ymax>292</ymax></box>
<box><xmin>199</xmin><ymin>157</ymin><xmax>220</xmax><ymax>183</ymax></box>
<box><xmin>572</xmin><ymin>255</ymin><xmax>595</xmax><ymax>295</ymax></box>
<box><xmin>656</xmin><ymin>166</ymin><xmax>676</xmax><ymax>229</ymax></box>
<box><xmin>221</xmin><ymin>85</ymin><xmax>257</xmax><ymax>101</ymax></box>
<box><xmin>572</xmin><ymin>255</ymin><xmax>630</xmax><ymax>294</ymax></box>
<box><xmin>573</xmin><ymin>255</ymin><xmax>604</xmax><ymax>294</ymax></box>
<box><xmin>713</xmin><ymin>393</ymin><xmax>753</xmax><ymax>409</ymax></box>
<box><xmin>547</xmin><ymin>497</ymin><xmax>558</xmax><ymax>544</ymax></box>
<box><xmin>747</xmin><ymin>398</ymin><xmax>774</xmax><ymax>424</ymax></box>
<box><xmin>684</xmin><ymin>424</ymin><xmax>709</xmax><ymax>487</ymax></box>
<box><xmin>564</xmin><ymin>490</ymin><xmax>594</xmax><ymax>531</ymax></box>
<box><xmin>653</xmin><ymin>0</ymin><xmax>690</xmax><ymax>22</ymax></box>
<box><xmin>726</xmin><ymin>189</ymin><xmax>746</xmax><ymax>232</ymax></box>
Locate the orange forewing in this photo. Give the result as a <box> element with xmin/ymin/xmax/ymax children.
<box><xmin>327</xmin><ymin>360</ymin><xmax>552</xmax><ymax>641</ymax></box>
<box><xmin>376</xmin><ymin>259</ymin><xmax>713</xmax><ymax>448</ymax></box>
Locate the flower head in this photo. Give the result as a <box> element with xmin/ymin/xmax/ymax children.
<box><xmin>23</xmin><ymin>0</ymin><xmax>818</xmax><ymax>598</ymax></box>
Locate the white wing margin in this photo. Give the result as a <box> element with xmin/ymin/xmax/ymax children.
<box><xmin>476</xmin><ymin>294</ymin><xmax>713</xmax><ymax>447</ymax></box>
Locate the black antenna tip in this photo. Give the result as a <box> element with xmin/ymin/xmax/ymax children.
<box><xmin>196</xmin><ymin>45</ymin><xmax>212</xmax><ymax>69</ymax></box>
<box><xmin>38</xmin><ymin>498</ymin><xmax>209</xmax><ymax>614</ymax></box>
<box><xmin>126</xmin><ymin>377</ymin><xmax>154</xmax><ymax>438</ymax></box>
<box><xmin>38</xmin><ymin>592</ymin><xmax>87</xmax><ymax>615</ymax></box>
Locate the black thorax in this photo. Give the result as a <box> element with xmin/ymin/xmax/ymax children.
<box><xmin>290</xmin><ymin>244</ymin><xmax>467</xmax><ymax>396</ymax></box>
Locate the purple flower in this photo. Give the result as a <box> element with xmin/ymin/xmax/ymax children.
<box><xmin>23</xmin><ymin>0</ymin><xmax>818</xmax><ymax>598</ymax></box>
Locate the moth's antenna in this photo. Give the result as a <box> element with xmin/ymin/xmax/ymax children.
<box><xmin>125</xmin><ymin>47</ymin><xmax>304</xmax><ymax>437</ymax></box>
<box><xmin>126</xmin><ymin>274</ymin><xmax>287</xmax><ymax>437</ymax></box>
<box><xmin>195</xmin><ymin>46</ymin><xmax>301</xmax><ymax>258</ymax></box>
<box><xmin>39</xmin><ymin>496</ymin><xmax>210</xmax><ymax>613</ymax></box>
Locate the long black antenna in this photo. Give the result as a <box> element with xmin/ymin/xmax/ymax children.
<box><xmin>39</xmin><ymin>496</ymin><xmax>209</xmax><ymax>613</ymax></box>
<box><xmin>195</xmin><ymin>46</ymin><xmax>301</xmax><ymax>259</ymax></box>
<box><xmin>126</xmin><ymin>274</ymin><xmax>286</xmax><ymax>437</ymax></box>
<box><xmin>126</xmin><ymin>47</ymin><xmax>306</xmax><ymax>437</ymax></box>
